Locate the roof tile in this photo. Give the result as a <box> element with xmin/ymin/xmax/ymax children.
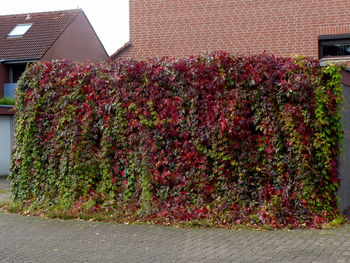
<box><xmin>0</xmin><ymin>9</ymin><xmax>81</xmax><ymax>61</ymax></box>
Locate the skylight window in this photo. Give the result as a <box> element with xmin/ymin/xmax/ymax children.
<box><xmin>7</xmin><ymin>23</ymin><xmax>33</xmax><ymax>38</ymax></box>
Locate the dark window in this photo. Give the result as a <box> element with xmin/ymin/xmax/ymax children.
<box><xmin>319</xmin><ymin>34</ymin><xmax>350</xmax><ymax>59</ymax></box>
<box><xmin>13</xmin><ymin>64</ymin><xmax>27</xmax><ymax>83</ymax></box>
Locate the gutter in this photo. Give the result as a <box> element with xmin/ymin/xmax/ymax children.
<box><xmin>110</xmin><ymin>42</ymin><xmax>132</xmax><ymax>60</ymax></box>
<box><xmin>0</xmin><ymin>105</ymin><xmax>13</xmax><ymax>108</ymax></box>
<box><xmin>1</xmin><ymin>57</ymin><xmax>40</xmax><ymax>64</ymax></box>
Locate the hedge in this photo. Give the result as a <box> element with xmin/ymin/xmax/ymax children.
<box><xmin>9</xmin><ymin>53</ymin><xmax>343</xmax><ymax>228</ymax></box>
<box><xmin>0</xmin><ymin>97</ymin><xmax>15</xmax><ymax>105</ymax></box>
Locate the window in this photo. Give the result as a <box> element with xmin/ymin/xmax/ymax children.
<box><xmin>7</xmin><ymin>23</ymin><xmax>33</xmax><ymax>38</ymax></box>
<box><xmin>319</xmin><ymin>34</ymin><xmax>350</xmax><ymax>59</ymax></box>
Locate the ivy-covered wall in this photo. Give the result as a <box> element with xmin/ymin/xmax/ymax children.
<box><xmin>9</xmin><ymin>53</ymin><xmax>343</xmax><ymax>227</ymax></box>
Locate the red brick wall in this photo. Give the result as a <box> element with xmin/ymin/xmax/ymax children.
<box><xmin>120</xmin><ymin>0</ymin><xmax>350</xmax><ymax>59</ymax></box>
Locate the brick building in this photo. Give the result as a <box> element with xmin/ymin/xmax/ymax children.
<box><xmin>112</xmin><ymin>0</ymin><xmax>350</xmax><ymax>212</ymax></box>
<box><xmin>0</xmin><ymin>9</ymin><xmax>108</xmax><ymax>100</ymax></box>
<box><xmin>0</xmin><ymin>9</ymin><xmax>108</xmax><ymax>176</ymax></box>
<box><xmin>113</xmin><ymin>0</ymin><xmax>350</xmax><ymax>61</ymax></box>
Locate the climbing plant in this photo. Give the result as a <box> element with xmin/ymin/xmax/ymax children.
<box><xmin>9</xmin><ymin>53</ymin><xmax>343</xmax><ymax>228</ymax></box>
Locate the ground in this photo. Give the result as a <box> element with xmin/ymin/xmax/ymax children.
<box><xmin>1</xmin><ymin>178</ymin><xmax>350</xmax><ymax>262</ymax></box>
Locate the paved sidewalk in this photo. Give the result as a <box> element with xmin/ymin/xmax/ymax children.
<box><xmin>1</xmin><ymin>178</ymin><xmax>350</xmax><ymax>262</ymax></box>
<box><xmin>0</xmin><ymin>177</ymin><xmax>11</xmax><ymax>202</ymax></box>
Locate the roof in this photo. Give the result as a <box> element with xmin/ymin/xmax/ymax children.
<box><xmin>110</xmin><ymin>41</ymin><xmax>132</xmax><ymax>60</ymax></box>
<box><xmin>0</xmin><ymin>9</ymin><xmax>81</xmax><ymax>62</ymax></box>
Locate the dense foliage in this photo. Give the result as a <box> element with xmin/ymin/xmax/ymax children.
<box><xmin>9</xmin><ymin>53</ymin><xmax>343</xmax><ymax>227</ymax></box>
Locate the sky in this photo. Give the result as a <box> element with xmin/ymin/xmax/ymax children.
<box><xmin>0</xmin><ymin>0</ymin><xmax>129</xmax><ymax>55</ymax></box>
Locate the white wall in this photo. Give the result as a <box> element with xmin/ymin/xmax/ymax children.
<box><xmin>0</xmin><ymin>115</ymin><xmax>13</xmax><ymax>176</ymax></box>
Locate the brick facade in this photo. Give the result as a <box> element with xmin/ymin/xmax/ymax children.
<box><xmin>120</xmin><ymin>0</ymin><xmax>350</xmax><ymax>59</ymax></box>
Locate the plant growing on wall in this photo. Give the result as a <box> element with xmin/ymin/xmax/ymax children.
<box><xmin>9</xmin><ymin>53</ymin><xmax>343</xmax><ymax>228</ymax></box>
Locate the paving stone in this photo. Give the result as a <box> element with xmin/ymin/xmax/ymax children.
<box><xmin>1</xmin><ymin>212</ymin><xmax>350</xmax><ymax>263</ymax></box>
<box><xmin>1</xmin><ymin>178</ymin><xmax>350</xmax><ymax>262</ymax></box>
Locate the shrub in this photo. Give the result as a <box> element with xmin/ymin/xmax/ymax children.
<box><xmin>0</xmin><ymin>97</ymin><xmax>15</xmax><ymax>105</ymax></box>
<box><xmin>9</xmin><ymin>53</ymin><xmax>343</xmax><ymax>228</ymax></box>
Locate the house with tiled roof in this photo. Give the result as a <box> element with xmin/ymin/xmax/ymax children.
<box><xmin>0</xmin><ymin>8</ymin><xmax>108</xmax><ymax>100</ymax></box>
<box><xmin>0</xmin><ymin>9</ymin><xmax>108</xmax><ymax>176</ymax></box>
